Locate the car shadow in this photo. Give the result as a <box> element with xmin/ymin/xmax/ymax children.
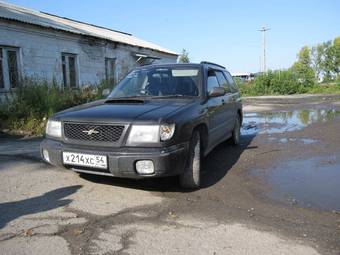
<box><xmin>79</xmin><ymin>134</ymin><xmax>255</xmax><ymax>192</ymax></box>
<box><xmin>200</xmin><ymin>135</ymin><xmax>255</xmax><ymax>188</ymax></box>
<box><xmin>0</xmin><ymin>185</ymin><xmax>82</xmax><ymax>229</ymax></box>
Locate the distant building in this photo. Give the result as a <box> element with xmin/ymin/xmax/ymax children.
<box><xmin>0</xmin><ymin>1</ymin><xmax>178</xmax><ymax>95</ymax></box>
<box><xmin>231</xmin><ymin>72</ymin><xmax>256</xmax><ymax>82</ymax></box>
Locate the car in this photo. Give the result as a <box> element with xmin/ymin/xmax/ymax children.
<box><xmin>41</xmin><ymin>61</ymin><xmax>242</xmax><ymax>188</ymax></box>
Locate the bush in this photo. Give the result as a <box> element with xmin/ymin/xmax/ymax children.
<box><xmin>0</xmin><ymin>78</ymin><xmax>113</xmax><ymax>135</ymax></box>
<box><xmin>307</xmin><ymin>83</ymin><xmax>340</xmax><ymax>94</ymax></box>
<box><xmin>239</xmin><ymin>69</ymin><xmax>317</xmax><ymax>96</ymax></box>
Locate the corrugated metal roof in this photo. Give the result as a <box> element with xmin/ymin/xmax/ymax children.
<box><xmin>0</xmin><ymin>1</ymin><xmax>178</xmax><ymax>56</ymax></box>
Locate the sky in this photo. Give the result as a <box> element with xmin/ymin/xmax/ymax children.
<box><xmin>5</xmin><ymin>0</ymin><xmax>340</xmax><ymax>73</ymax></box>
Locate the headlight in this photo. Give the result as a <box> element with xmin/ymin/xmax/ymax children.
<box><xmin>126</xmin><ymin>124</ymin><xmax>175</xmax><ymax>145</ymax></box>
<box><xmin>127</xmin><ymin>125</ymin><xmax>159</xmax><ymax>145</ymax></box>
<box><xmin>46</xmin><ymin>120</ymin><xmax>62</xmax><ymax>138</ymax></box>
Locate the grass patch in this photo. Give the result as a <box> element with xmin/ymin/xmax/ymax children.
<box><xmin>0</xmin><ymin>78</ymin><xmax>113</xmax><ymax>136</ymax></box>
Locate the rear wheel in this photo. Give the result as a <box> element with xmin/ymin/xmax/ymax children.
<box><xmin>179</xmin><ymin>131</ymin><xmax>201</xmax><ymax>188</ymax></box>
<box><xmin>232</xmin><ymin>114</ymin><xmax>241</xmax><ymax>145</ymax></box>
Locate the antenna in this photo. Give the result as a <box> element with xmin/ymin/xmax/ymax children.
<box><xmin>258</xmin><ymin>26</ymin><xmax>270</xmax><ymax>72</ymax></box>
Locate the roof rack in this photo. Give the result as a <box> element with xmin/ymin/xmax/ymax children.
<box><xmin>200</xmin><ymin>61</ymin><xmax>225</xmax><ymax>69</ymax></box>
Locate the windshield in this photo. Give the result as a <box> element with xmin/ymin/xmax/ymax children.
<box><xmin>109</xmin><ymin>67</ymin><xmax>200</xmax><ymax>98</ymax></box>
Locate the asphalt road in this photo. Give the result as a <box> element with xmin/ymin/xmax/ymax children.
<box><xmin>0</xmin><ymin>94</ymin><xmax>339</xmax><ymax>255</ymax></box>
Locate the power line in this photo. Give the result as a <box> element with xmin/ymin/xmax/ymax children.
<box><xmin>258</xmin><ymin>26</ymin><xmax>270</xmax><ymax>72</ymax></box>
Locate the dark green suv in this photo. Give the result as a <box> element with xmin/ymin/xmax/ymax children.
<box><xmin>41</xmin><ymin>61</ymin><xmax>242</xmax><ymax>188</ymax></box>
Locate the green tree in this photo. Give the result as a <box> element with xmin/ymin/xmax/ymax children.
<box><xmin>178</xmin><ymin>49</ymin><xmax>190</xmax><ymax>63</ymax></box>
<box><xmin>310</xmin><ymin>37</ymin><xmax>340</xmax><ymax>82</ymax></box>
<box><xmin>332</xmin><ymin>36</ymin><xmax>340</xmax><ymax>80</ymax></box>
<box><xmin>291</xmin><ymin>46</ymin><xmax>315</xmax><ymax>87</ymax></box>
<box><xmin>311</xmin><ymin>43</ymin><xmax>325</xmax><ymax>81</ymax></box>
<box><xmin>322</xmin><ymin>41</ymin><xmax>334</xmax><ymax>81</ymax></box>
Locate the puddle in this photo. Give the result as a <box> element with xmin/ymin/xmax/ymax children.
<box><xmin>242</xmin><ymin>109</ymin><xmax>340</xmax><ymax>135</ymax></box>
<box><xmin>270</xmin><ymin>137</ymin><xmax>317</xmax><ymax>144</ymax></box>
<box><xmin>299</xmin><ymin>138</ymin><xmax>317</xmax><ymax>145</ymax></box>
<box><xmin>253</xmin><ymin>156</ymin><xmax>340</xmax><ymax>211</ymax></box>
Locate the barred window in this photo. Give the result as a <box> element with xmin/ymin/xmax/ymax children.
<box><xmin>62</xmin><ymin>53</ymin><xmax>78</xmax><ymax>88</ymax></box>
<box><xmin>7</xmin><ymin>50</ymin><xmax>19</xmax><ymax>88</ymax></box>
<box><xmin>0</xmin><ymin>47</ymin><xmax>20</xmax><ymax>90</ymax></box>
<box><xmin>0</xmin><ymin>48</ymin><xmax>4</xmax><ymax>88</ymax></box>
<box><xmin>105</xmin><ymin>58</ymin><xmax>116</xmax><ymax>84</ymax></box>
<box><xmin>68</xmin><ymin>56</ymin><xmax>76</xmax><ymax>88</ymax></box>
<box><xmin>61</xmin><ymin>55</ymin><xmax>67</xmax><ymax>88</ymax></box>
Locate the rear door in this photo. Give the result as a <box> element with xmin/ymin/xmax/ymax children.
<box><xmin>224</xmin><ymin>70</ymin><xmax>241</xmax><ymax>121</ymax></box>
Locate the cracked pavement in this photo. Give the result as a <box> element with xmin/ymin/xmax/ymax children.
<box><xmin>0</xmin><ymin>95</ymin><xmax>339</xmax><ymax>255</ymax></box>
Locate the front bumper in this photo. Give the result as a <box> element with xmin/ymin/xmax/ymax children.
<box><xmin>40</xmin><ymin>139</ymin><xmax>189</xmax><ymax>178</ymax></box>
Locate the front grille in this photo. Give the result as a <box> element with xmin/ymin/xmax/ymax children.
<box><xmin>64</xmin><ymin>122</ymin><xmax>124</xmax><ymax>143</ymax></box>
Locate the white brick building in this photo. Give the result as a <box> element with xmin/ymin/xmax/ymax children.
<box><xmin>0</xmin><ymin>1</ymin><xmax>178</xmax><ymax>93</ymax></box>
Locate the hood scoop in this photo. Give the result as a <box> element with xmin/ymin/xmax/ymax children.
<box><xmin>105</xmin><ymin>98</ymin><xmax>145</xmax><ymax>104</ymax></box>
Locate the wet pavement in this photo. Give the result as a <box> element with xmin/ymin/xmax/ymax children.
<box><xmin>242</xmin><ymin>108</ymin><xmax>340</xmax><ymax>211</ymax></box>
<box><xmin>266</xmin><ymin>156</ymin><xmax>339</xmax><ymax>211</ymax></box>
<box><xmin>242</xmin><ymin>109</ymin><xmax>340</xmax><ymax>135</ymax></box>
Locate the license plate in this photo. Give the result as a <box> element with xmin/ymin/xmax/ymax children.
<box><xmin>63</xmin><ymin>152</ymin><xmax>107</xmax><ymax>169</ymax></box>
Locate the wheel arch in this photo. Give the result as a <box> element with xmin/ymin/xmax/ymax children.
<box><xmin>193</xmin><ymin>123</ymin><xmax>208</xmax><ymax>155</ymax></box>
<box><xmin>237</xmin><ymin>109</ymin><xmax>243</xmax><ymax>124</ymax></box>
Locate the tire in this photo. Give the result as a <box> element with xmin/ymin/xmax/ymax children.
<box><xmin>179</xmin><ymin>131</ymin><xmax>201</xmax><ymax>189</ymax></box>
<box><xmin>232</xmin><ymin>114</ymin><xmax>241</xmax><ymax>145</ymax></box>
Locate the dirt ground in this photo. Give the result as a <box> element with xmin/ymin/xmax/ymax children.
<box><xmin>0</xmin><ymin>94</ymin><xmax>339</xmax><ymax>255</ymax></box>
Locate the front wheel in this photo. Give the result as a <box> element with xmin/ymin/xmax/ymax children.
<box><xmin>179</xmin><ymin>131</ymin><xmax>201</xmax><ymax>189</ymax></box>
<box><xmin>232</xmin><ymin>114</ymin><xmax>241</xmax><ymax>145</ymax></box>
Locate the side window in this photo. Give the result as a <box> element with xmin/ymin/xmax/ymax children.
<box><xmin>224</xmin><ymin>71</ymin><xmax>238</xmax><ymax>93</ymax></box>
<box><xmin>207</xmin><ymin>70</ymin><xmax>219</xmax><ymax>93</ymax></box>
<box><xmin>215</xmin><ymin>71</ymin><xmax>231</xmax><ymax>93</ymax></box>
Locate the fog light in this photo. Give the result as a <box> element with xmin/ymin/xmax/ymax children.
<box><xmin>42</xmin><ymin>149</ymin><xmax>50</xmax><ymax>163</ymax></box>
<box><xmin>135</xmin><ymin>160</ymin><xmax>154</xmax><ymax>175</ymax></box>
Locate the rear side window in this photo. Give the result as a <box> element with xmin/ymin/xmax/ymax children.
<box><xmin>224</xmin><ymin>71</ymin><xmax>238</xmax><ymax>93</ymax></box>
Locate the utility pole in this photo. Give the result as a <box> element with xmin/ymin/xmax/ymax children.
<box><xmin>258</xmin><ymin>26</ymin><xmax>270</xmax><ymax>73</ymax></box>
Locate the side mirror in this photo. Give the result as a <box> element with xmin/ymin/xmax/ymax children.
<box><xmin>102</xmin><ymin>89</ymin><xmax>111</xmax><ymax>97</ymax></box>
<box><xmin>208</xmin><ymin>87</ymin><xmax>226</xmax><ymax>97</ymax></box>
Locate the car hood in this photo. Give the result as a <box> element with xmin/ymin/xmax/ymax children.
<box><xmin>53</xmin><ymin>99</ymin><xmax>195</xmax><ymax>124</ymax></box>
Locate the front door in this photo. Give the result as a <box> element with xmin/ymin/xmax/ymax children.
<box><xmin>206</xmin><ymin>70</ymin><xmax>226</xmax><ymax>147</ymax></box>
<box><xmin>215</xmin><ymin>70</ymin><xmax>235</xmax><ymax>133</ymax></box>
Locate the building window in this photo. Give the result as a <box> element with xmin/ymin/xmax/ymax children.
<box><xmin>62</xmin><ymin>53</ymin><xmax>78</xmax><ymax>88</ymax></box>
<box><xmin>7</xmin><ymin>50</ymin><xmax>19</xmax><ymax>88</ymax></box>
<box><xmin>0</xmin><ymin>49</ymin><xmax>4</xmax><ymax>88</ymax></box>
<box><xmin>0</xmin><ymin>47</ymin><xmax>20</xmax><ymax>90</ymax></box>
<box><xmin>61</xmin><ymin>55</ymin><xmax>67</xmax><ymax>88</ymax></box>
<box><xmin>105</xmin><ymin>58</ymin><xmax>116</xmax><ymax>84</ymax></box>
